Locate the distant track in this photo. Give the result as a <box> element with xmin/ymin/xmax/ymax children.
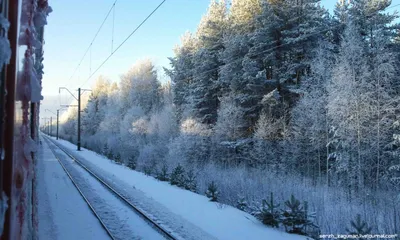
<box><xmin>43</xmin><ymin>135</ymin><xmax>177</xmax><ymax>240</ymax></box>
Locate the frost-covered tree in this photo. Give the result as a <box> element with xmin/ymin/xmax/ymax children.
<box><xmin>214</xmin><ymin>94</ymin><xmax>246</xmax><ymax>140</ymax></box>
<box><xmin>165</xmin><ymin>32</ymin><xmax>197</xmax><ymax>121</ymax></box>
<box><xmin>367</xmin><ymin>32</ymin><xmax>398</xmax><ymax>187</ymax></box>
<box><xmin>278</xmin><ymin>0</ymin><xmax>329</xmax><ymax>85</ymax></box>
<box><xmin>167</xmin><ymin>118</ymin><xmax>211</xmax><ymax>167</ymax></box>
<box><xmin>190</xmin><ymin>0</ymin><xmax>227</xmax><ymax>124</ymax></box>
<box><xmin>96</xmin><ymin>82</ymin><xmax>121</xmax><ymax>153</ymax></box>
<box><xmin>327</xmin><ymin>22</ymin><xmax>372</xmax><ymax>193</ymax></box>
<box><xmin>229</xmin><ymin>0</ymin><xmax>262</xmax><ymax>34</ymax></box>
<box><xmin>81</xmin><ymin>76</ymin><xmax>110</xmax><ymax>136</ymax></box>
<box><xmin>253</xmin><ymin>89</ymin><xmax>289</xmax><ymax>169</ymax></box>
<box><xmin>218</xmin><ymin>34</ymin><xmax>249</xmax><ymax>97</ymax></box>
<box><xmin>290</xmin><ymin>41</ymin><xmax>334</xmax><ymax>181</ymax></box>
<box><xmin>120</xmin><ymin>59</ymin><xmax>161</xmax><ymax>115</ymax></box>
<box><xmin>348</xmin><ymin>0</ymin><xmax>399</xmax><ymax>48</ymax></box>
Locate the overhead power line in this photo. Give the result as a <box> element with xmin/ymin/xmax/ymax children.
<box><xmin>67</xmin><ymin>0</ymin><xmax>118</xmax><ymax>85</ymax></box>
<box><xmin>80</xmin><ymin>0</ymin><xmax>167</xmax><ymax>88</ymax></box>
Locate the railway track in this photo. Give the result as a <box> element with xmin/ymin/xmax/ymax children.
<box><xmin>43</xmin><ymin>135</ymin><xmax>178</xmax><ymax>240</ymax></box>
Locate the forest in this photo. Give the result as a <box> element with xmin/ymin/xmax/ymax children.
<box><xmin>55</xmin><ymin>0</ymin><xmax>400</xmax><ymax>238</ymax></box>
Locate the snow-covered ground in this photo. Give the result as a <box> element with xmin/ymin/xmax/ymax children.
<box><xmin>36</xmin><ymin>136</ymin><xmax>109</xmax><ymax>239</ymax></box>
<box><xmin>47</xmin><ymin>135</ymin><xmax>309</xmax><ymax>240</ymax></box>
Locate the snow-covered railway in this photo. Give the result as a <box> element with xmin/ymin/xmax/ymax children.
<box><xmin>43</xmin><ymin>136</ymin><xmax>176</xmax><ymax>240</ymax></box>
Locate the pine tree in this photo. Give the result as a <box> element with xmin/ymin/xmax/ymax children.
<box><xmin>257</xmin><ymin>192</ymin><xmax>280</xmax><ymax>228</ymax></box>
<box><xmin>164</xmin><ymin>32</ymin><xmax>196</xmax><ymax>122</ymax></box>
<box><xmin>127</xmin><ymin>155</ymin><xmax>136</xmax><ymax>170</ymax></box>
<box><xmin>236</xmin><ymin>196</ymin><xmax>248</xmax><ymax>211</ymax></box>
<box><xmin>345</xmin><ymin>214</ymin><xmax>372</xmax><ymax>239</ymax></box>
<box><xmin>271</xmin><ymin>0</ymin><xmax>329</xmax><ymax>85</ymax></box>
<box><xmin>302</xmin><ymin>201</ymin><xmax>320</xmax><ymax>238</ymax></box>
<box><xmin>190</xmin><ymin>48</ymin><xmax>220</xmax><ymax>124</ymax></box>
<box><xmin>170</xmin><ymin>164</ymin><xmax>186</xmax><ymax>188</ymax></box>
<box><xmin>156</xmin><ymin>164</ymin><xmax>169</xmax><ymax>181</ymax></box>
<box><xmin>190</xmin><ymin>0</ymin><xmax>227</xmax><ymax>124</ymax></box>
<box><xmin>102</xmin><ymin>144</ymin><xmax>109</xmax><ymax>156</ymax></box>
<box><xmin>185</xmin><ymin>169</ymin><xmax>197</xmax><ymax>192</ymax></box>
<box><xmin>205</xmin><ymin>181</ymin><xmax>219</xmax><ymax>202</ymax></box>
<box><xmin>229</xmin><ymin>0</ymin><xmax>262</xmax><ymax>34</ymax></box>
<box><xmin>114</xmin><ymin>153</ymin><xmax>121</xmax><ymax>164</ymax></box>
<box><xmin>281</xmin><ymin>194</ymin><xmax>306</xmax><ymax>234</ymax></box>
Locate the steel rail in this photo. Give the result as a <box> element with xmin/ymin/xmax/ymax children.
<box><xmin>43</xmin><ymin>137</ymin><xmax>116</xmax><ymax>240</ymax></box>
<box><xmin>44</xmin><ymin>135</ymin><xmax>177</xmax><ymax>240</ymax></box>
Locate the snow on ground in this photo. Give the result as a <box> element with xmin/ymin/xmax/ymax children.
<box><xmin>49</xmin><ymin>135</ymin><xmax>309</xmax><ymax>240</ymax></box>
<box><xmin>46</xmin><ymin>138</ymin><xmax>165</xmax><ymax>240</ymax></box>
<box><xmin>36</xmin><ymin>136</ymin><xmax>110</xmax><ymax>240</ymax></box>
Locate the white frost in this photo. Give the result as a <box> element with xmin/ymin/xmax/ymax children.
<box><xmin>0</xmin><ymin>192</ymin><xmax>8</xmax><ymax>236</ymax></box>
<box><xmin>0</xmin><ymin>14</ymin><xmax>11</xmax><ymax>67</ymax></box>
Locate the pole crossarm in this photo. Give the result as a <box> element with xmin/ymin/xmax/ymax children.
<box><xmin>60</xmin><ymin>105</ymin><xmax>78</xmax><ymax>107</ymax></box>
<box><xmin>59</xmin><ymin>87</ymin><xmax>78</xmax><ymax>101</ymax></box>
<box><xmin>58</xmin><ymin>87</ymin><xmax>91</xmax><ymax>151</ymax></box>
<box><xmin>45</xmin><ymin>109</ymin><xmax>57</xmax><ymax>115</ymax></box>
<box><xmin>80</xmin><ymin>88</ymin><xmax>92</xmax><ymax>95</ymax></box>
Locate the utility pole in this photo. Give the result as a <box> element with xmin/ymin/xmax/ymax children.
<box><xmin>56</xmin><ymin>110</ymin><xmax>59</xmax><ymax>140</ymax></box>
<box><xmin>46</xmin><ymin>108</ymin><xmax>65</xmax><ymax>140</ymax></box>
<box><xmin>59</xmin><ymin>87</ymin><xmax>91</xmax><ymax>151</ymax></box>
<box><xmin>41</xmin><ymin>117</ymin><xmax>48</xmax><ymax>134</ymax></box>
<box><xmin>50</xmin><ymin>116</ymin><xmax>52</xmax><ymax>136</ymax></box>
<box><xmin>78</xmin><ymin>88</ymin><xmax>81</xmax><ymax>150</ymax></box>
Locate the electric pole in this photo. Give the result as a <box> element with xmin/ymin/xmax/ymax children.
<box><xmin>78</xmin><ymin>88</ymin><xmax>81</xmax><ymax>150</ymax></box>
<box><xmin>56</xmin><ymin>110</ymin><xmax>59</xmax><ymax>140</ymax></box>
<box><xmin>50</xmin><ymin>116</ymin><xmax>52</xmax><ymax>136</ymax></box>
<box><xmin>46</xmin><ymin>108</ymin><xmax>66</xmax><ymax>140</ymax></box>
<box><xmin>59</xmin><ymin>87</ymin><xmax>91</xmax><ymax>151</ymax></box>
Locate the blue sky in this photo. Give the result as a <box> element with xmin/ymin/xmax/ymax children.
<box><xmin>41</xmin><ymin>0</ymin><xmax>399</xmax><ymax>100</ymax></box>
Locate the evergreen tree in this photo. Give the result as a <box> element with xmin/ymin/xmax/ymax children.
<box><xmin>114</xmin><ymin>153</ymin><xmax>121</xmax><ymax>164</ymax></box>
<box><xmin>256</xmin><ymin>192</ymin><xmax>280</xmax><ymax>228</ymax></box>
<box><xmin>281</xmin><ymin>194</ymin><xmax>317</xmax><ymax>235</ymax></box>
<box><xmin>165</xmin><ymin>32</ymin><xmax>196</xmax><ymax>121</ymax></box>
<box><xmin>205</xmin><ymin>181</ymin><xmax>219</xmax><ymax>202</ymax></box>
<box><xmin>185</xmin><ymin>169</ymin><xmax>197</xmax><ymax>192</ymax></box>
<box><xmin>170</xmin><ymin>164</ymin><xmax>186</xmax><ymax>188</ymax></box>
<box><xmin>190</xmin><ymin>0</ymin><xmax>227</xmax><ymax>124</ymax></box>
<box><xmin>127</xmin><ymin>155</ymin><xmax>137</xmax><ymax>170</ymax></box>
<box><xmin>229</xmin><ymin>0</ymin><xmax>262</xmax><ymax>34</ymax></box>
<box><xmin>281</xmin><ymin>194</ymin><xmax>304</xmax><ymax>234</ymax></box>
<box><xmin>156</xmin><ymin>164</ymin><xmax>169</xmax><ymax>181</ymax></box>
<box><xmin>236</xmin><ymin>196</ymin><xmax>248</xmax><ymax>211</ymax></box>
<box><xmin>345</xmin><ymin>214</ymin><xmax>372</xmax><ymax>239</ymax></box>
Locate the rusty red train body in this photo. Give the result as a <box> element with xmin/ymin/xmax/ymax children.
<box><xmin>0</xmin><ymin>0</ymin><xmax>50</xmax><ymax>239</ymax></box>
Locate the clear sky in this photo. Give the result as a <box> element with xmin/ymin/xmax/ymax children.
<box><xmin>41</xmin><ymin>0</ymin><xmax>339</xmax><ymax>96</ymax></box>
<box><xmin>40</xmin><ymin>0</ymin><xmax>399</xmax><ymax>116</ymax></box>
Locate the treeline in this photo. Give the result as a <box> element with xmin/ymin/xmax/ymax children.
<box><xmin>164</xmin><ymin>0</ymin><xmax>400</xmax><ymax>193</ymax></box>
<box><xmin>57</xmin><ymin>0</ymin><xmax>400</xmax><ymax>237</ymax></box>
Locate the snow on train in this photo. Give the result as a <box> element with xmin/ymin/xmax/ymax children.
<box><xmin>0</xmin><ymin>0</ymin><xmax>51</xmax><ymax>239</ymax></box>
